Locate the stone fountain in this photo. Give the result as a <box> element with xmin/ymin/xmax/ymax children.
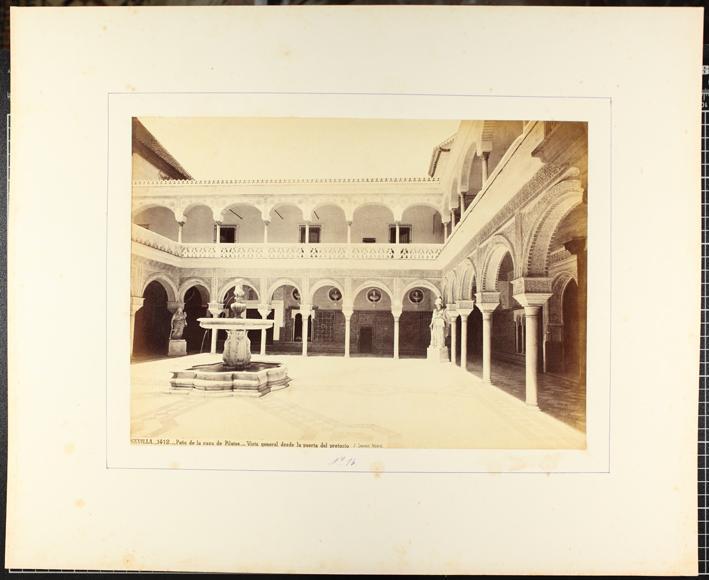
<box><xmin>169</xmin><ymin>286</ymin><xmax>289</xmax><ymax>397</ymax></box>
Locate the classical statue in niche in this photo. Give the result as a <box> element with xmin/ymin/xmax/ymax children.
<box><xmin>429</xmin><ymin>297</ymin><xmax>448</xmax><ymax>348</ymax></box>
<box><xmin>170</xmin><ymin>306</ymin><xmax>187</xmax><ymax>339</ymax></box>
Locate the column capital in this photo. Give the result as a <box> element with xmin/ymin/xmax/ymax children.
<box><xmin>177</xmin><ymin>219</ymin><xmax>186</xmax><ymax>226</ymax></box>
<box><xmin>511</xmin><ymin>277</ymin><xmax>552</xmax><ymax>307</ymax></box>
<box><xmin>207</xmin><ymin>301</ymin><xmax>224</xmax><ymax>317</ymax></box>
<box><xmin>446</xmin><ymin>305</ymin><xmax>460</xmax><ymax>320</ymax></box>
<box><xmin>391</xmin><ymin>308</ymin><xmax>402</xmax><ymax>320</ymax></box>
<box><xmin>262</xmin><ymin>218</ymin><xmax>271</xmax><ymax>226</ymax></box>
<box><xmin>166</xmin><ymin>300</ymin><xmax>184</xmax><ymax>313</ymax></box>
<box><xmin>522</xmin><ymin>304</ymin><xmax>547</xmax><ymax>315</ymax></box>
<box><xmin>257</xmin><ymin>303</ymin><xmax>272</xmax><ymax>318</ymax></box>
<box><xmin>342</xmin><ymin>308</ymin><xmax>353</xmax><ymax>318</ymax></box>
<box><xmin>475</xmin><ymin>292</ymin><xmax>500</xmax><ymax>314</ymax></box>
<box><xmin>300</xmin><ymin>305</ymin><xmax>313</xmax><ymax>317</ymax></box>
<box><xmin>476</xmin><ymin>141</ymin><xmax>493</xmax><ymax>156</ymax></box>
<box><xmin>564</xmin><ymin>237</ymin><xmax>587</xmax><ymax>255</ymax></box>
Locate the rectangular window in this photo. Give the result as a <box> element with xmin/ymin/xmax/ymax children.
<box><xmin>299</xmin><ymin>225</ymin><xmax>321</xmax><ymax>243</ymax></box>
<box><xmin>362</xmin><ymin>237</ymin><xmax>376</xmax><ymax>244</ymax></box>
<box><xmin>389</xmin><ymin>224</ymin><xmax>412</xmax><ymax>243</ymax></box>
<box><xmin>217</xmin><ymin>225</ymin><xmax>237</xmax><ymax>243</ymax></box>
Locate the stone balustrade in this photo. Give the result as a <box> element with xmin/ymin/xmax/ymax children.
<box><xmin>132</xmin><ymin>224</ymin><xmax>442</xmax><ymax>261</ymax></box>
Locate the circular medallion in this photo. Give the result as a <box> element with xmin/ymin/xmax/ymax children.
<box><xmin>366</xmin><ymin>288</ymin><xmax>382</xmax><ymax>304</ymax></box>
<box><xmin>291</xmin><ymin>288</ymin><xmax>301</xmax><ymax>302</ymax></box>
<box><xmin>328</xmin><ymin>287</ymin><xmax>342</xmax><ymax>302</ymax></box>
<box><xmin>408</xmin><ymin>288</ymin><xmax>424</xmax><ymax>304</ymax></box>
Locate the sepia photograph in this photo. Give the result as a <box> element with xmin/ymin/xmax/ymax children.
<box><xmin>7</xmin><ymin>5</ymin><xmax>701</xmax><ymax>574</ymax></box>
<box><xmin>129</xmin><ymin>116</ymin><xmax>588</xmax><ymax>450</ymax></box>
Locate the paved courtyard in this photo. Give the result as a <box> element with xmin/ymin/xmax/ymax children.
<box><xmin>131</xmin><ymin>354</ymin><xmax>586</xmax><ymax>449</ymax></box>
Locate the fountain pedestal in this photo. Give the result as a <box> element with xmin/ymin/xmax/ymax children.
<box><xmin>223</xmin><ymin>328</ymin><xmax>252</xmax><ymax>369</ymax></box>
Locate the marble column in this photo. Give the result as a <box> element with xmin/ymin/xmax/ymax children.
<box><xmin>512</xmin><ymin>279</ymin><xmax>552</xmax><ymax>407</ymax></box>
<box><xmin>459</xmin><ymin>193</ymin><xmax>466</xmax><ymax>214</ymax></box>
<box><xmin>346</xmin><ymin>221</ymin><xmax>352</xmax><ymax>244</ymax></box>
<box><xmin>460</xmin><ymin>313</ymin><xmax>468</xmax><ymax>368</ymax></box>
<box><xmin>524</xmin><ymin>306</ymin><xmax>542</xmax><ymax>406</ymax></box>
<box><xmin>343</xmin><ymin>308</ymin><xmax>353</xmax><ymax>358</ymax></box>
<box><xmin>215</xmin><ymin>220</ymin><xmax>222</xmax><ymax>244</ymax></box>
<box><xmin>475</xmin><ymin>293</ymin><xmax>500</xmax><ymax>384</ymax></box>
<box><xmin>129</xmin><ymin>296</ymin><xmax>144</xmax><ymax>356</ymax></box>
<box><xmin>564</xmin><ymin>237</ymin><xmax>587</xmax><ymax>382</ymax></box>
<box><xmin>207</xmin><ymin>301</ymin><xmax>224</xmax><ymax>354</ymax></box>
<box><xmin>304</xmin><ymin>222</ymin><xmax>310</xmax><ymax>244</ymax></box>
<box><xmin>177</xmin><ymin>221</ymin><xmax>184</xmax><ymax>243</ymax></box>
<box><xmin>395</xmin><ymin>221</ymin><xmax>400</xmax><ymax>244</ymax></box>
<box><xmin>448</xmin><ymin>308</ymin><xmax>459</xmax><ymax>365</ymax></box>
<box><xmin>444</xmin><ymin>221</ymin><xmax>449</xmax><ymax>239</ymax></box>
<box><xmin>263</xmin><ymin>219</ymin><xmax>270</xmax><ymax>243</ymax></box>
<box><xmin>456</xmin><ymin>301</ymin><xmax>474</xmax><ymax>370</ymax></box>
<box><xmin>301</xmin><ymin>306</ymin><xmax>312</xmax><ymax>357</ymax></box>
<box><xmin>481</xmin><ymin>152</ymin><xmax>489</xmax><ymax>185</ymax></box>
<box><xmin>392</xmin><ymin>308</ymin><xmax>402</xmax><ymax>359</ymax></box>
<box><xmin>258</xmin><ymin>304</ymin><xmax>271</xmax><ymax>356</ymax></box>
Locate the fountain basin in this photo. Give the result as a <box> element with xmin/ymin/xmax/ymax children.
<box><xmin>197</xmin><ymin>318</ymin><xmax>274</xmax><ymax>331</ymax></box>
<box><xmin>170</xmin><ymin>315</ymin><xmax>288</xmax><ymax>396</ymax></box>
<box><xmin>198</xmin><ymin>317</ymin><xmax>274</xmax><ymax>370</ymax></box>
<box><xmin>170</xmin><ymin>361</ymin><xmax>289</xmax><ymax>397</ymax></box>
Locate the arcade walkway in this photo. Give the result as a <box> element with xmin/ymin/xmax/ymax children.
<box><xmin>463</xmin><ymin>357</ymin><xmax>586</xmax><ymax>432</ymax></box>
<box><xmin>131</xmin><ymin>354</ymin><xmax>585</xmax><ymax>449</ymax></box>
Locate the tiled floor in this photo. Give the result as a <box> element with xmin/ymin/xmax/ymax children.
<box><xmin>131</xmin><ymin>353</ymin><xmax>585</xmax><ymax>449</ymax></box>
<box><xmin>463</xmin><ymin>356</ymin><xmax>586</xmax><ymax>432</ymax></box>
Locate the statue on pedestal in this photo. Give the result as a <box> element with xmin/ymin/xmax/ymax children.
<box><xmin>168</xmin><ymin>306</ymin><xmax>188</xmax><ymax>357</ymax></box>
<box><xmin>170</xmin><ymin>306</ymin><xmax>187</xmax><ymax>339</ymax></box>
<box><xmin>427</xmin><ymin>297</ymin><xmax>450</xmax><ymax>362</ymax></box>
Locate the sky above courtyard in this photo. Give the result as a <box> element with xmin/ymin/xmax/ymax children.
<box><xmin>140</xmin><ymin>117</ymin><xmax>460</xmax><ymax>180</ymax></box>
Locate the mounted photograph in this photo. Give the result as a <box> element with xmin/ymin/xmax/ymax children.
<box><xmin>129</xmin><ymin>117</ymin><xmax>588</xmax><ymax>450</ymax></box>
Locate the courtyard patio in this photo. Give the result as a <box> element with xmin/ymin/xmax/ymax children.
<box><xmin>131</xmin><ymin>354</ymin><xmax>585</xmax><ymax>449</ymax></box>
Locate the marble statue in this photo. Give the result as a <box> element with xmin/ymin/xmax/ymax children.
<box><xmin>170</xmin><ymin>306</ymin><xmax>187</xmax><ymax>339</ymax></box>
<box><xmin>427</xmin><ymin>297</ymin><xmax>450</xmax><ymax>362</ymax></box>
<box><xmin>429</xmin><ymin>297</ymin><xmax>448</xmax><ymax>348</ymax></box>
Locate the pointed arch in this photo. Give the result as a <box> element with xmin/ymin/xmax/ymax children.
<box><xmin>352</xmin><ymin>280</ymin><xmax>394</xmax><ymax>304</ymax></box>
<box><xmin>524</xmin><ymin>179</ymin><xmax>585</xmax><ymax>276</ymax></box>
<box><xmin>481</xmin><ymin>235</ymin><xmax>517</xmax><ymax>291</ymax></box>
<box><xmin>457</xmin><ymin>257</ymin><xmax>479</xmax><ymax>300</ymax></box>
<box><xmin>458</xmin><ymin>142</ymin><xmax>477</xmax><ymax>194</ymax></box>
<box><xmin>443</xmin><ymin>270</ymin><xmax>457</xmax><ymax>304</ymax></box>
<box><xmin>132</xmin><ymin>201</ymin><xmax>178</xmax><ymax>220</ymax></box>
<box><xmin>399</xmin><ymin>279</ymin><xmax>441</xmax><ymax>305</ymax></box>
<box><xmin>266</xmin><ymin>202</ymin><xmax>305</xmax><ymax>221</ymax></box>
<box><xmin>547</xmin><ymin>270</ymin><xmax>578</xmax><ymax>326</ymax></box>
<box><xmin>400</xmin><ymin>201</ymin><xmax>443</xmax><ymax>219</ymax></box>
<box><xmin>178</xmin><ymin>278</ymin><xmax>210</xmax><ymax>303</ymax></box>
<box><xmin>309</xmin><ymin>278</ymin><xmax>345</xmax><ymax>304</ymax></box>
<box><xmin>177</xmin><ymin>202</ymin><xmax>215</xmax><ymax>223</ymax></box>
<box><xmin>218</xmin><ymin>278</ymin><xmax>260</xmax><ymax>302</ymax></box>
<box><xmin>352</xmin><ymin>202</ymin><xmax>396</xmax><ymax>219</ymax></box>
<box><xmin>267</xmin><ymin>278</ymin><xmax>303</xmax><ymax>302</ymax></box>
<box><xmin>142</xmin><ymin>272</ymin><xmax>178</xmax><ymax>302</ymax></box>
